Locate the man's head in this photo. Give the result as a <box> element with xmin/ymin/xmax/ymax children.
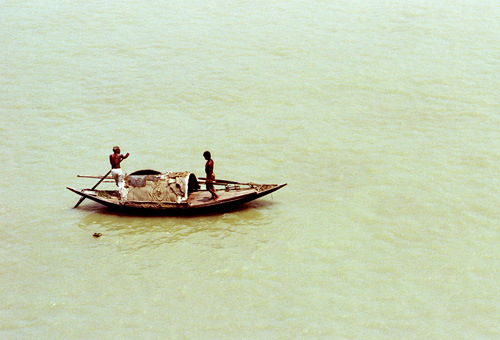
<box><xmin>113</xmin><ymin>146</ymin><xmax>120</xmax><ymax>154</ymax></box>
<box><xmin>203</xmin><ymin>151</ymin><xmax>211</xmax><ymax>160</ymax></box>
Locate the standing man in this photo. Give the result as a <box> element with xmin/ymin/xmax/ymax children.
<box><xmin>110</xmin><ymin>146</ymin><xmax>129</xmax><ymax>201</ymax></box>
<box><xmin>203</xmin><ymin>151</ymin><xmax>218</xmax><ymax>200</ymax></box>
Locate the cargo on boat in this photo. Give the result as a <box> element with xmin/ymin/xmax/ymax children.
<box><xmin>67</xmin><ymin>169</ymin><xmax>286</xmax><ymax>214</ymax></box>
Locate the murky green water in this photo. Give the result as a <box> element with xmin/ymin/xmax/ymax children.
<box><xmin>2</xmin><ymin>0</ymin><xmax>500</xmax><ymax>338</ymax></box>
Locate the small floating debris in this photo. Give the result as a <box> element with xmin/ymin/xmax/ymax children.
<box><xmin>93</xmin><ymin>233</ymin><xmax>102</xmax><ymax>238</ymax></box>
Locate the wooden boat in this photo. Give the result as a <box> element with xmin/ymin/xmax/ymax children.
<box><xmin>67</xmin><ymin>169</ymin><xmax>286</xmax><ymax>214</ymax></box>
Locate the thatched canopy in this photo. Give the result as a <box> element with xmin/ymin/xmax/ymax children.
<box><xmin>124</xmin><ymin>171</ymin><xmax>199</xmax><ymax>203</ymax></box>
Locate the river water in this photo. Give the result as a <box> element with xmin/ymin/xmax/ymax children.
<box><xmin>2</xmin><ymin>0</ymin><xmax>500</xmax><ymax>338</ymax></box>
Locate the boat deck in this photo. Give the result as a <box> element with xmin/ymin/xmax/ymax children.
<box><xmin>187</xmin><ymin>188</ymin><xmax>257</xmax><ymax>207</ymax></box>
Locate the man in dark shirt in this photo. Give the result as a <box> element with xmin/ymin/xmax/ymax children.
<box><xmin>203</xmin><ymin>151</ymin><xmax>218</xmax><ymax>200</ymax></box>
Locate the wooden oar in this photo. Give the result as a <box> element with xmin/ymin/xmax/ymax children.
<box><xmin>77</xmin><ymin>174</ymin><xmax>113</xmax><ymax>179</ymax></box>
<box><xmin>198</xmin><ymin>177</ymin><xmax>255</xmax><ymax>186</ymax></box>
<box><xmin>73</xmin><ymin>169</ymin><xmax>112</xmax><ymax>208</ymax></box>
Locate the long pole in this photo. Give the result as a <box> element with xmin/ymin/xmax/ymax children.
<box><xmin>73</xmin><ymin>169</ymin><xmax>112</xmax><ymax>208</ymax></box>
<box><xmin>198</xmin><ymin>177</ymin><xmax>254</xmax><ymax>186</ymax></box>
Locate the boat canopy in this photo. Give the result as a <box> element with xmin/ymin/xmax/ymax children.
<box><xmin>124</xmin><ymin>171</ymin><xmax>199</xmax><ymax>203</ymax></box>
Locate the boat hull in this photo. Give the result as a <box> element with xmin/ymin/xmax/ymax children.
<box><xmin>67</xmin><ymin>183</ymin><xmax>286</xmax><ymax>215</ymax></box>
